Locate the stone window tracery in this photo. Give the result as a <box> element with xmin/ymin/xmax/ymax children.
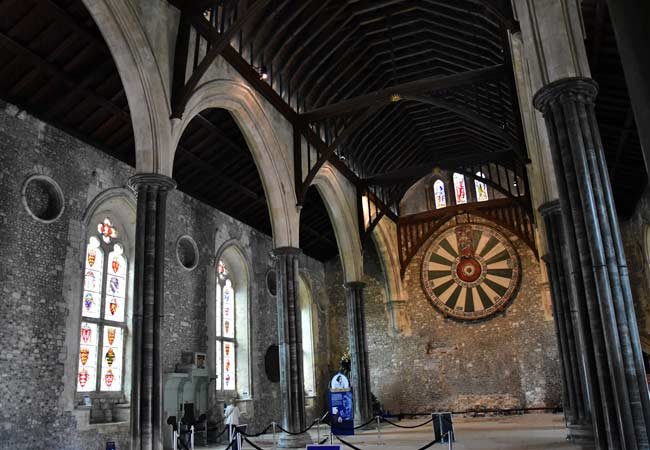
<box><xmin>453</xmin><ymin>173</ymin><xmax>468</xmax><ymax>205</ymax></box>
<box><xmin>433</xmin><ymin>179</ymin><xmax>447</xmax><ymax>209</ymax></box>
<box><xmin>474</xmin><ymin>172</ymin><xmax>489</xmax><ymax>202</ymax></box>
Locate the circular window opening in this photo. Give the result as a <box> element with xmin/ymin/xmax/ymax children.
<box><xmin>267</xmin><ymin>269</ymin><xmax>277</xmax><ymax>296</ymax></box>
<box><xmin>176</xmin><ymin>235</ymin><xmax>199</xmax><ymax>271</ymax></box>
<box><xmin>265</xmin><ymin>344</ymin><xmax>280</xmax><ymax>383</ymax></box>
<box><xmin>22</xmin><ymin>175</ymin><xmax>65</xmax><ymax>223</ymax></box>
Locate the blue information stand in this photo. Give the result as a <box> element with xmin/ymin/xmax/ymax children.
<box><xmin>306</xmin><ymin>446</ymin><xmax>341</xmax><ymax>450</ymax></box>
<box><xmin>328</xmin><ymin>373</ymin><xmax>354</xmax><ymax>436</ymax></box>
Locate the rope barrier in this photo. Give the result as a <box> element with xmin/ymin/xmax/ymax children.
<box><xmin>334</xmin><ymin>435</ymin><xmax>364</xmax><ymax>450</ymax></box>
<box><xmin>326</xmin><ymin>415</ymin><xmax>377</xmax><ymax>432</ymax></box>
<box><xmin>275</xmin><ymin>418</ymin><xmax>318</xmax><ymax>435</ymax></box>
<box><xmin>243</xmin><ymin>436</ymin><xmax>266</xmax><ymax>450</ymax></box>
<box><xmin>381</xmin><ymin>417</ymin><xmax>434</xmax><ymax>429</ymax></box>
<box><xmin>237</xmin><ymin>423</ymin><xmax>273</xmax><ymax>437</ymax></box>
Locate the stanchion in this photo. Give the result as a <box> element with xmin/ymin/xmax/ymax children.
<box><xmin>272</xmin><ymin>421</ymin><xmax>277</xmax><ymax>450</ymax></box>
<box><xmin>172</xmin><ymin>429</ymin><xmax>178</xmax><ymax>450</ymax></box>
<box><xmin>190</xmin><ymin>425</ymin><xmax>195</xmax><ymax>450</ymax></box>
<box><xmin>376</xmin><ymin>416</ymin><xmax>384</xmax><ymax>446</ymax></box>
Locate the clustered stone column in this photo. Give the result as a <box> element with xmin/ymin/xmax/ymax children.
<box><xmin>273</xmin><ymin>247</ymin><xmax>311</xmax><ymax>448</ymax></box>
<box><xmin>344</xmin><ymin>281</ymin><xmax>373</xmax><ymax>426</ymax></box>
<box><xmin>128</xmin><ymin>174</ymin><xmax>176</xmax><ymax>450</ymax></box>
<box><xmin>540</xmin><ymin>201</ymin><xmax>596</xmax><ymax>445</ymax></box>
<box><xmin>534</xmin><ymin>78</ymin><xmax>650</xmax><ymax>450</ymax></box>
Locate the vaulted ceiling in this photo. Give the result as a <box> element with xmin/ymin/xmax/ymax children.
<box><xmin>0</xmin><ymin>0</ymin><xmax>645</xmax><ymax>264</ymax></box>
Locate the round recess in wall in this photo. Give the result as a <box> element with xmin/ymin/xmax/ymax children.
<box><xmin>265</xmin><ymin>344</ymin><xmax>280</xmax><ymax>383</ymax></box>
<box><xmin>266</xmin><ymin>269</ymin><xmax>277</xmax><ymax>296</ymax></box>
<box><xmin>176</xmin><ymin>235</ymin><xmax>199</xmax><ymax>271</ymax></box>
<box><xmin>21</xmin><ymin>175</ymin><xmax>65</xmax><ymax>223</ymax></box>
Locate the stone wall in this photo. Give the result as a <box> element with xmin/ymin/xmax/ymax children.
<box><xmin>620</xmin><ymin>187</ymin><xmax>650</xmax><ymax>350</ymax></box>
<box><xmin>326</xmin><ymin>216</ymin><xmax>562</xmax><ymax>414</ymax></box>
<box><xmin>0</xmin><ymin>101</ymin><xmax>329</xmax><ymax>449</ymax></box>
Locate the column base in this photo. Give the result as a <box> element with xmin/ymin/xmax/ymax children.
<box><xmin>277</xmin><ymin>431</ymin><xmax>312</xmax><ymax>448</ymax></box>
<box><xmin>566</xmin><ymin>422</ymin><xmax>595</xmax><ymax>448</ymax></box>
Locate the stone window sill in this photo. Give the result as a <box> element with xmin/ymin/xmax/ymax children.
<box><xmin>73</xmin><ymin>405</ymin><xmax>130</xmax><ymax>431</ymax></box>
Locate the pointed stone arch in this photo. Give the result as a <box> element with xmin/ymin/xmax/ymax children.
<box><xmin>312</xmin><ymin>163</ymin><xmax>363</xmax><ymax>283</ymax></box>
<box><xmin>81</xmin><ymin>0</ymin><xmax>173</xmax><ymax>175</ymax></box>
<box><xmin>172</xmin><ymin>79</ymin><xmax>299</xmax><ymax>248</ymax></box>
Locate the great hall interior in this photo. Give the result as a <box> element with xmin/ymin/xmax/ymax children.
<box><xmin>1</xmin><ymin>0</ymin><xmax>650</xmax><ymax>449</ymax></box>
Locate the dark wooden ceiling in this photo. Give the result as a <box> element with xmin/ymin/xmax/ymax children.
<box><xmin>0</xmin><ymin>0</ymin><xmax>134</xmax><ymax>165</ymax></box>
<box><xmin>0</xmin><ymin>0</ymin><xmax>645</xmax><ymax>264</ymax></box>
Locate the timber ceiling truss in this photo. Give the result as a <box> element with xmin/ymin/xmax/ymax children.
<box><xmin>0</xmin><ymin>0</ymin><xmax>644</xmax><ymax>262</ymax></box>
<box><xmin>169</xmin><ymin>0</ymin><xmax>535</xmax><ymax>257</ymax></box>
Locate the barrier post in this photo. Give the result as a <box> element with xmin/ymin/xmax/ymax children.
<box><xmin>376</xmin><ymin>416</ymin><xmax>384</xmax><ymax>446</ymax></box>
<box><xmin>190</xmin><ymin>425</ymin><xmax>195</xmax><ymax>450</ymax></box>
<box><xmin>272</xmin><ymin>421</ymin><xmax>277</xmax><ymax>450</ymax></box>
<box><xmin>172</xmin><ymin>430</ymin><xmax>177</xmax><ymax>450</ymax></box>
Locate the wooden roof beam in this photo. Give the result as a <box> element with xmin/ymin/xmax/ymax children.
<box><xmin>302</xmin><ymin>64</ymin><xmax>504</xmax><ymax>121</ymax></box>
<box><xmin>171</xmin><ymin>0</ymin><xmax>271</xmax><ymax>118</ymax></box>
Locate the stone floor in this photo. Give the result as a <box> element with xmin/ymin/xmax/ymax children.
<box><xmin>201</xmin><ymin>413</ymin><xmax>585</xmax><ymax>450</ymax></box>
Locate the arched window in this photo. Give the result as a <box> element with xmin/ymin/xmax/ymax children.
<box><xmin>78</xmin><ymin>218</ymin><xmax>128</xmax><ymax>393</ymax></box>
<box><xmin>215</xmin><ymin>260</ymin><xmax>236</xmax><ymax>391</ymax></box>
<box><xmin>213</xmin><ymin>247</ymin><xmax>251</xmax><ymax>399</ymax></box>
<box><xmin>433</xmin><ymin>179</ymin><xmax>447</xmax><ymax>209</ymax></box>
<box><xmin>453</xmin><ymin>173</ymin><xmax>467</xmax><ymax>205</ymax></box>
<box><xmin>299</xmin><ymin>275</ymin><xmax>316</xmax><ymax>397</ymax></box>
<box><xmin>474</xmin><ymin>172</ymin><xmax>489</xmax><ymax>202</ymax></box>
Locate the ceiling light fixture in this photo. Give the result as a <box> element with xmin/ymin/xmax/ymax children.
<box><xmin>254</xmin><ymin>65</ymin><xmax>269</xmax><ymax>81</ymax></box>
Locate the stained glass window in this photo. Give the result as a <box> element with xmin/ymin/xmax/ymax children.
<box><xmin>453</xmin><ymin>173</ymin><xmax>467</xmax><ymax>205</ymax></box>
<box><xmin>77</xmin><ymin>218</ymin><xmax>128</xmax><ymax>393</ymax></box>
<box><xmin>474</xmin><ymin>172</ymin><xmax>489</xmax><ymax>202</ymax></box>
<box><xmin>433</xmin><ymin>180</ymin><xmax>446</xmax><ymax>209</ymax></box>
<box><xmin>216</xmin><ymin>261</ymin><xmax>236</xmax><ymax>391</ymax></box>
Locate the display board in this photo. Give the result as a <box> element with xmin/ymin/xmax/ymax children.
<box><xmin>421</xmin><ymin>224</ymin><xmax>520</xmax><ymax>320</ymax></box>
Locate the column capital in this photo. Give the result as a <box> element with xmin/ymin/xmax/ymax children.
<box><xmin>271</xmin><ymin>246</ymin><xmax>302</xmax><ymax>259</ymax></box>
<box><xmin>128</xmin><ymin>173</ymin><xmax>176</xmax><ymax>192</ymax></box>
<box><xmin>538</xmin><ymin>200</ymin><xmax>562</xmax><ymax>217</ymax></box>
<box><xmin>343</xmin><ymin>281</ymin><xmax>366</xmax><ymax>290</ymax></box>
<box><xmin>533</xmin><ymin>77</ymin><xmax>598</xmax><ymax>114</ymax></box>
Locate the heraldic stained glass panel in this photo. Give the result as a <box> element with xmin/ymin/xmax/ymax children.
<box><xmin>223</xmin><ymin>341</ymin><xmax>236</xmax><ymax>391</ymax></box>
<box><xmin>78</xmin><ymin>322</ymin><xmax>98</xmax><ymax>392</ymax></box>
<box><xmin>453</xmin><ymin>173</ymin><xmax>467</xmax><ymax>205</ymax></box>
<box><xmin>100</xmin><ymin>326</ymin><xmax>123</xmax><ymax>391</ymax></box>
<box><xmin>105</xmin><ymin>244</ymin><xmax>127</xmax><ymax>322</ymax></box>
<box><xmin>83</xmin><ymin>236</ymin><xmax>103</xmax><ymax>319</ymax></box>
<box><xmin>216</xmin><ymin>260</ymin><xmax>236</xmax><ymax>391</ymax></box>
<box><xmin>433</xmin><ymin>179</ymin><xmax>446</xmax><ymax>209</ymax></box>
<box><xmin>223</xmin><ymin>280</ymin><xmax>235</xmax><ymax>339</ymax></box>
<box><xmin>475</xmin><ymin>172</ymin><xmax>489</xmax><ymax>202</ymax></box>
<box><xmin>77</xmin><ymin>218</ymin><xmax>127</xmax><ymax>393</ymax></box>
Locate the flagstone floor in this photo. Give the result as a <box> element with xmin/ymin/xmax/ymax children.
<box><xmin>202</xmin><ymin>413</ymin><xmax>587</xmax><ymax>450</ymax></box>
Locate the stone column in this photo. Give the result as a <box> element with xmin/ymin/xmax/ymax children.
<box><xmin>344</xmin><ymin>281</ymin><xmax>373</xmax><ymax>426</ymax></box>
<box><xmin>534</xmin><ymin>79</ymin><xmax>650</xmax><ymax>450</ymax></box>
<box><xmin>273</xmin><ymin>247</ymin><xmax>311</xmax><ymax>448</ymax></box>
<box><xmin>606</xmin><ymin>0</ymin><xmax>650</xmax><ymax>177</ymax></box>
<box><xmin>128</xmin><ymin>174</ymin><xmax>176</xmax><ymax>450</ymax></box>
<box><xmin>540</xmin><ymin>201</ymin><xmax>596</xmax><ymax>445</ymax></box>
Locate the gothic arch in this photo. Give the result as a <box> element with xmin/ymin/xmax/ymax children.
<box><xmin>371</xmin><ymin>217</ymin><xmax>406</xmax><ymax>301</ymax></box>
<box><xmin>312</xmin><ymin>163</ymin><xmax>363</xmax><ymax>283</ymax></box>
<box><xmin>172</xmin><ymin>79</ymin><xmax>299</xmax><ymax>248</ymax></box>
<box><xmin>81</xmin><ymin>0</ymin><xmax>173</xmax><ymax>175</ymax></box>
